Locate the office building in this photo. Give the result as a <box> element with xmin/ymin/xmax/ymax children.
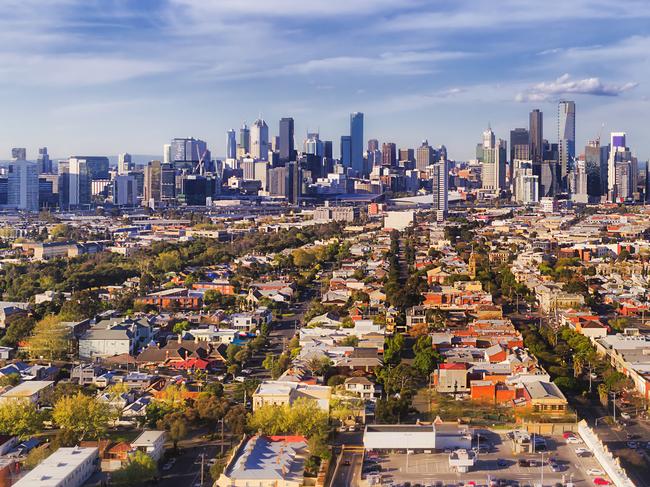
<box><xmin>171</xmin><ymin>138</ymin><xmax>208</xmax><ymax>172</ymax></box>
<box><xmin>350</xmin><ymin>112</ymin><xmax>364</xmax><ymax>175</ymax></box>
<box><xmin>340</xmin><ymin>135</ymin><xmax>351</xmax><ymax>167</ymax></box>
<box><xmin>558</xmin><ymin>101</ymin><xmax>575</xmax><ymax>185</ymax></box>
<box><xmin>512</xmin><ymin>159</ymin><xmax>539</xmax><ymax>204</ymax></box>
<box><xmin>382</xmin><ymin>143</ymin><xmax>397</xmax><ymax>166</ymax></box>
<box><xmin>113</xmin><ymin>174</ymin><xmax>138</xmax><ymax>206</ymax></box>
<box><xmin>584</xmin><ymin>139</ymin><xmax>608</xmax><ymax>200</ymax></box>
<box><xmin>250</xmin><ymin>118</ymin><xmax>269</xmax><ymax>161</ymax></box>
<box><xmin>65</xmin><ymin>157</ymin><xmax>92</xmax><ymax>207</ymax></box>
<box><xmin>529</xmin><ymin>109</ymin><xmax>543</xmax><ymax>163</ymax></box>
<box><xmin>572</xmin><ymin>159</ymin><xmax>588</xmax><ymax>204</ymax></box>
<box><xmin>416</xmin><ymin>140</ymin><xmax>434</xmax><ymax>171</ymax></box>
<box><xmin>323</xmin><ymin>140</ymin><xmax>333</xmax><ymax>159</ymax></box>
<box><xmin>432</xmin><ymin>158</ymin><xmax>448</xmax><ymax>221</ymax></box>
<box><xmin>226</xmin><ymin>129</ymin><xmax>237</xmax><ymax>159</ymax></box>
<box><xmin>255</xmin><ymin>161</ymin><xmax>268</xmax><ymax>191</ymax></box>
<box><xmin>7</xmin><ymin>160</ymin><xmax>39</xmax><ymax>211</ymax></box>
<box><xmin>539</xmin><ymin>160</ymin><xmax>558</xmax><ymax>198</ymax></box>
<box><xmin>607</xmin><ymin>132</ymin><xmax>637</xmax><ymax>201</ymax></box>
<box><xmin>144</xmin><ymin>160</ymin><xmax>175</xmax><ymax>207</ymax></box>
<box><xmin>367</xmin><ymin>139</ymin><xmax>379</xmax><ymax>153</ymax></box>
<box><xmin>38</xmin><ymin>147</ymin><xmax>52</xmax><ymax>174</ymax></box>
<box><xmin>279</xmin><ymin>117</ymin><xmax>295</xmax><ymax>162</ymax></box>
<box><xmin>399</xmin><ymin>148</ymin><xmax>415</xmax><ymax>166</ymax></box>
<box><xmin>117</xmin><ymin>152</ymin><xmax>133</xmax><ymax>175</ymax></box>
<box><xmin>163</xmin><ymin>144</ymin><xmax>172</xmax><ymax>164</ymax></box>
<box><xmin>11</xmin><ymin>148</ymin><xmax>26</xmax><ymax>161</ymax></box>
<box><xmin>304</xmin><ymin>132</ymin><xmax>324</xmax><ymax>157</ymax></box>
<box><xmin>510</xmin><ymin>128</ymin><xmax>529</xmax><ymax>163</ymax></box>
<box><xmin>239</xmin><ymin>123</ymin><xmax>250</xmax><ymax>155</ymax></box>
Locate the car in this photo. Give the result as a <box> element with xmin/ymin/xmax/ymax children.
<box><xmin>590</xmin><ymin>372</ymin><xmax>598</xmax><ymax>379</ymax></box>
<box><xmin>562</xmin><ymin>431</ymin><xmax>575</xmax><ymax>439</ymax></box>
<box><xmin>241</xmin><ymin>368</ymin><xmax>253</xmax><ymax>375</ymax></box>
<box><xmin>234</xmin><ymin>376</ymin><xmax>246</xmax><ymax>383</ymax></box>
<box><xmin>620</xmin><ymin>412</ymin><xmax>631</xmax><ymax>420</ymax></box>
<box><xmin>587</xmin><ymin>469</ymin><xmax>605</xmax><ymax>476</ymax></box>
<box><xmin>497</xmin><ymin>459</ymin><xmax>508</xmax><ymax>467</ymax></box>
<box><xmin>593</xmin><ymin>478</ymin><xmax>611</xmax><ymax>486</ymax></box>
<box><xmin>518</xmin><ymin>459</ymin><xmax>529</xmax><ymax>467</ymax></box>
<box><xmin>626</xmin><ymin>441</ymin><xmax>638</xmax><ymax>449</ymax></box>
<box><xmin>575</xmin><ymin>447</ymin><xmax>590</xmax><ymax>455</ymax></box>
<box><xmin>550</xmin><ymin>463</ymin><xmax>562</xmax><ymax>472</ymax></box>
<box><xmin>566</xmin><ymin>436</ymin><xmax>583</xmax><ymax>444</ymax></box>
<box><xmin>342</xmin><ymin>459</ymin><xmax>351</xmax><ymax>466</ymax></box>
<box><xmin>162</xmin><ymin>463</ymin><xmax>173</xmax><ymax>471</ymax></box>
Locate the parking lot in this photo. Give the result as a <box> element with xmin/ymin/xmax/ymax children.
<box><xmin>362</xmin><ymin>430</ymin><xmax>614</xmax><ymax>486</ymax></box>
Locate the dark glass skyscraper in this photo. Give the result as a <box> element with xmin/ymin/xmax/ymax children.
<box><xmin>350</xmin><ymin>112</ymin><xmax>364</xmax><ymax>175</ymax></box>
<box><xmin>279</xmin><ymin>117</ymin><xmax>295</xmax><ymax>163</ymax></box>
<box><xmin>226</xmin><ymin>129</ymin><xmax>237</xmax><ymax>159</ymax></box>
<box><xmin>340</xmin><ymin>136</ymin><xmax>351</xmax><ymax>167</ymax></box>
<box><xmin>529</xmin><ymin>109</ymin><xmax>543</xmax><ymax>163</ymax></box>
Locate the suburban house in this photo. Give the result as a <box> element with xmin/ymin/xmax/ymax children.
<box><xmin>0</xmin><ymin>380</ymin><xmax>54</xmax><ymax>404</ymax></box>
<box><xmin>131</xmin><ymin>430</ymin><xmax>166</xmax><ymax>462</ymax></box>
<box><xmin>343</xmin><ymin>377</ymin><xmax>381</xmax><ymax>399</ymax></box>
<box><xmin>252</xmin><ymin>381</ymin><xmax>331</xmax><ymax>411</ymax></box>
<box><xmin>79</xmin><ymin>317</ymin><xmax>153</xmax><ymax>359</ymax></box>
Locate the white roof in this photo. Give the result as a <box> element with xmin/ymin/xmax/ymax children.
<box><xmin>132</xmin><ymin>430</ymin><xmax>165</xmax><ymax>447</ymax></box>
<box><xmin>0</xmin><ymin>381</ymin><xmax>53</xmax><ymax>400</ymax></box>
<box><xmin>14</xmin><ymin>447</ymin><xmax>98</xmax><ymax>486</ymax></box>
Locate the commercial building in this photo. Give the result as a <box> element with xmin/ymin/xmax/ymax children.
<box><xmin>250</xmin><ymin>118</ymin><xmax>269</xmax><ymax>161</ymax></box>
<box><xmin>432</xmin><ymin>158</ymin><xmax>448</xmax><ymax>221</ymax></box>
<box><xmin>7</xmin><ymin>160</ymin><xmax>38</xmax><ymax>212</ymax></box>
<box><xmin>226</xmin><ymin>129</ymin><xmax>237</xmax><ymax>160</ymax></box>
<box><xmin>383</xmin><ymin>210</ymin><xmax>415</xmax><ymax>231</ymax></box>
<box><xmin>529</xmin><ymin>109</ymin><xmax>543</xmax><ymax>163</ymax></box>
<box><xmin>350</xmin><ymin>112</ymin><xmax>364</xmax><ymax>175</ymax></box>
<box><xmin>416</xmin><ymin>140</ymin><xmax>434</xmax><ymax>171</ymax></box>
<box><xmin>117</xmin><ymin>152</ymin><xmax>133</xmax><ymax>175</ymax></box>
<box><xmin>171</xmin><ymin>138</ymin><xmax>208</xmax><ymax>171</ymax></box>
<box><xmin>558</xmin><ymin>100</ymin><xmax>576</xmax><ymax>185</ymax></box>
<box><xmin>0</xmin><ymin>380</ymin><xmax>54</xmax><ymax>403</ymax></box>
<box><xmin>363</xmin><ymin>424</ymin><xmax>472</xmax><ymax>452</ymax></box>
<box><xmin>14</xmin><ymin>447</ymin><xmax>99</xmax><ymax>487</ymax></box>
<box><xmin>216</xmin><ymin>435</ymin><xmax>309</xmax><ymax>487</ymax></box>
<box><xmin>143</xmin><ymin>160</ymin><xmax>175</xmax><ymax>207</ymax></box>
<box><xmin>278</xmin><ymin>117</ymin><xmax>295</xmax><ymax>163</ymax></box>
<box><xmin>131</xmin><ymin>430</ymin><xmax>166</xmax><ymax>462</ymax></box>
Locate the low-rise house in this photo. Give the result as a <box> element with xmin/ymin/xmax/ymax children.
<box><xmin>0</xmin><ymin>380</ymin><xmax>53</xmax><ymax>404</ymax></box>
<box><xmin>522</xmin><ymin>381</ymin><xmax>568</xmax><ymax>415</ymax></box>
<box><xmin>252</xmin><ymin>381</ymin><xmax>331</xmax><ymax>411</ymax></box>
<box><xmin>135</xmin><ymin>288</ymin><xmax>202</xmax><ymax>310</ymax></box>
<box><xmin>79</xmin><ymin>317</ymin><xmax>154</xmax><ymax>360</ymax></box>
<box><xmin>216</xmin><ymin>435</ymin><xmax>309</xmax><ymax>487</ymax></box>
<box><xmin>231</xmin><ymin>307</ymin><xmax>272</xmax><ymax>332</ymax></box>
<box><xmin>131</xmin><ymin>430</ymin><xmax>166</xmax><ymax>462</ymax></box>
<box><xmin>344</xmin><ymin>377</ymin><xmax>380</xmax><ymax>399</ymax></box>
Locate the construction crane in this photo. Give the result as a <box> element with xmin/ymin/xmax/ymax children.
<box><xmin>194</xmin><ymin>144</ymin><xmax>209</xmax><ymax>175</ymax></box>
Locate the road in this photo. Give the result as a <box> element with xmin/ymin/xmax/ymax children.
<box><xmin>159</xmin><ymin>440</ymin><xmax>220</xmax><ymax>487</ymax></box>
<box><xmin>331</xmin><ymin>449</ymin><xmax>363</xmax><ymax>487</ymax></box>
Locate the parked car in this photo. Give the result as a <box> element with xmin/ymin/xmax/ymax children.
<box><xmin>518</xmin><ymin>459</ymin><xmax>529</xmax><ymax>467</ymax></box>
<box><xmin>587</xmin><ymin>469</ymin><xmax>605</xmax><ymax>476</ymax></box>
<box><xmin>620</xmin><ymin>412</ymin><xmax>631</xmax><ymax>420</ymax></box>
<box><xmin>626</xmin><ymin>441</ymin><xmax>638</xmax><ymax>449</ymax></box>
<box><xmin>593</xmin><ymin>478</ymin><xmax>611</xmax><ymax>486</ymax></box>
<box><xmin>566</xmin><ymin>436</ymin><xmax>582</xmax><ymax>444</ymax></box>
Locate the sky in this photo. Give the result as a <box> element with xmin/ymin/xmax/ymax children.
<box><xmin>1</xmin><ymin>0</ymin><xmax>649</xmax><ymax>161</ymax></box>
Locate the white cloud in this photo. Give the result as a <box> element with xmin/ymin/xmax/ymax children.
<box><xmin>515</xmin><ymin>74</ymin><xmax>638</xmax><ymax>102</ymax></box>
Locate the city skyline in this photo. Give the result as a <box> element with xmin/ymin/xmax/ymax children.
<box><xmin>1</xmin><ymin>0</ymin><xmax>649</xmax><ymax>161</ymax></box>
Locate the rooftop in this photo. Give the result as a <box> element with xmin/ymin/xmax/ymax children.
<box><xmin>14</xmin><ymin>447</ymin><xmax>98</xmax><ymax>486</ymax></box>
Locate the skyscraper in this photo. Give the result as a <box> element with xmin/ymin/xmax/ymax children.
<box><xmin>432</xmin><ymin>158</ymin><xmax>448</xmax><ymax>222</ymax></box>
<box><xmin>585</xmin><ymin>139</ymin><xmax>607</xmax><ymax>200</ymax></box>
<box><xmin>510</xmin><ymin>128</ymin><xmax>529</xmax><ymax>162</ymax></box>
<box><xmin>607</xmin><ymin>132</ymin><xmax>636</xmax><ymax>201</ymax></box>
<box><xmin>171</xmin><ymin>138</ymin><xmax>208</xmax><ymax>172</ymax></box>
<box><xmin>67</xmin><ymin>157</ymin><xmax>91</xmax><ymax>207</ymax></box>
<box><xmin>350</xmin><ymin>112</ymin><xmax>364</xmax><ymax>175</ymax></box>
<box><xmin>250</xmin><ymin>118</ymin><xmax>269</xmax><ymax>161</ymax></box>
<box><xmin>38</xmin><ymin>147</ymin><xmax>52</xmax><ymax>174</ymax></box>
<box><xmin>529</xmin><ymin>109</ymin><xmax>543</xmax><ymax>163</ymax></box>
<box><xmin>226</xmin><ymin>129</ymin><xmax>237</xmax><ymax>160</ymax></box>
<box><xmin>117</xmin><ymin>153</ymin><xmax>133</xmax><ymax>175</ymax></box>
<box><xmin>381</xmin><ymin>143</ymin><xmax>397</xmax><ymax>166</ymax></box>
<box><xmin>11</xmin><ymin>148</ymin><xmax>26</xmax><ymax>161</ymax></box>
<box><xmin>558</xmin><ymin>101</ymin><xmax>576</xmax><ymax>185</ymax></box>
<box><xmin>239</xmin><ymin>124</ymin><xmax>250</xmax><ymax>155</ymax></box>
<box><xmin>7</xmin><ymin>160</ymin><xmax>38</xmax><ymax>211</ymax></box>
<box><xmin>278</xmin><ymin>118</ymin><xmax>294</xmax><ymax>163</ymax></box>
<box><xmin>163</xmin><ymin>144</ymin><xmax>172</xmax><ymax>164</ymax></box>
<box><xmin>304</xmin><ymin>133</ymin><xmax>324</xmax><ymax>157</ymax></box>
<box><xmin>416</xmin><ymin>140</ymin><xmax>434</xmax><ymax>171</ymax></box>
<box><xmin>144</xmin><ymin>160</ymin><xmax>176</xmax><ymax>207</ymax></box>
<box><xmin>340</xmin><ymin>136</ymin><xmax>351</xmax><ymax>167</ymax></box>
<box><xmin>367</xmin><ymin>139</ymin><xmax>379</xmax><ymax>153</ymax></box>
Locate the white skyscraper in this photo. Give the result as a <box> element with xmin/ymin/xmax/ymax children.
<box><xmin>250</xmin><ymin>118</ymin><xmax>269</xmax><ymax>161</ymax></box>
<box><xmin>432</xmin><ymin>158</ymin><xmax>448</xmax><ymax>222</ymax></box>
<box><xmin>117</xmin><ymin>152</ymin><xmax>133</xmax><ymax>175</ymax></box>
<box><xmin>163</xmin><ymin>144</ymin><xmax>172</xmax><ymax>164</ymax></box>
<box><xmin>607</xmin><ymin>132</ymin><xmax>636</xmax><ymax>201</ymax></box>
<box><xmin>7</xmin><ymin>160</ymin><xmax>39</xmax><ymax>211</ymax></box>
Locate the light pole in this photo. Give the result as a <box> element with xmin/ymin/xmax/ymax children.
<box><xmin>540</xmin><ymin>450</ymin><xmax>544</xmax><ymax>487</ymax></box>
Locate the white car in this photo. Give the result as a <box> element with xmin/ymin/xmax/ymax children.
<box><xmin>587</xmin><ymin>469</ymin><xmax>605</xmax><ymax>476</ymax></box>
<box><xmin>566</xmin><ymin>436</ymin><xmax>583</xmax><ymax>444</ymax></box>
<box><xmin>234</xmin><ymin>376</ymin><xmax>246</xmax><ymax>383</ymax></box>
<box><xmin>575</xmin><ymin>448</ymin><xmax>590</xmax><ymax>455</ymax></box>
<box><xmin>620</xmin><ymin>412</ymin><xmax>631</xmax><ymax>420</ymax></box>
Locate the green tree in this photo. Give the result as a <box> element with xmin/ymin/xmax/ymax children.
<box><xmin>248</xmin><ymin>398</ymin><xmax>329</xmax><ymax>439</ymax></box>
<box><xmin>26</xmin><ymin>315</ymin><xmax>70</xmax><ymax>360</ymax></box>
<box><xmin>383</xmin><ymin>333</ymin><xmax>405</xmax><ymax>365</ymax></box>
<box><xmin>167</xmin><ymin>417</ymin><xmax>187</xmax><ymax>451</ymax></box>
<box><xmin>0</xmin><ymin>400</ymin><xmax>45</xmax><ymax>438</ymax></box>
<box><xmin>412</xmin><ymin>336</ymin><xmax>438</xmax><ymax>377</ymax></box>
<box><xmin>52</xmin><ymin>393</ymin><xmax>113</xmax><ymax>442</ymax></box>
<box><xmin>111</xmin><ymin>450</ymin><xmax>158</xmax><ymax>485</ymax></box>
<box><xmin>0</xmin><ymin>315</ymin><xmax>35</xmax><ymax>347</ymax></box>
<box><xmin>173</xmin><ymin>320</ymin><xmax>191</xmax><ymax>335</ymax></box>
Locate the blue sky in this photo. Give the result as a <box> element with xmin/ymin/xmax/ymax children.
<box><xmin>1</xmin><ymin>0</ymin><xmax>649</xmax><ymax>161</ymax></box>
